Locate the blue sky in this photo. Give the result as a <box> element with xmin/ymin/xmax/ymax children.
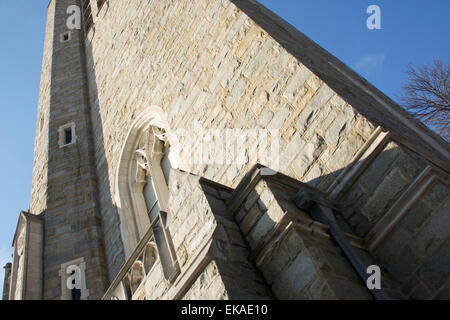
<box><xmin>0</xmin><ymin>0</ymin><xmax>448</xmax><ymax>295</ymax></box>
<box><xmin>0</xmin><ymin>1</ymin><xmax>47</xmax><ymax>295</ymax></box>
<box><xmin>258</xmin><ymin>0</ymin><xmax>450</xmax><ymax>100</ymax></box>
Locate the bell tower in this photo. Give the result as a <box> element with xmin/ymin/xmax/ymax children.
<box><xmin>25</xmin><ymin>0</ymin><xmax>108</xmax><ymax>300</ymax></box>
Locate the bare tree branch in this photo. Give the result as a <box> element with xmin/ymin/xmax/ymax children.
<box><xmin>400</xmin><ymin>60</ymin><xmax>450</xmax><ymax>141</ymax></box>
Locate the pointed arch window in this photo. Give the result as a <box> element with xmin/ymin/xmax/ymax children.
<box><xmin>134</xmin><ymin>126</ymin><xmax>171</xmax><ymax>225</ymax></box>
<box><xmin>131</xmin><ymin>126</ymin><xmax>179</xmax><ymax>281</ymax></box>
<box><xmin>116</xmin><ymin>106</ymin><xmax>181</xmax><ymax>283</ymax></box>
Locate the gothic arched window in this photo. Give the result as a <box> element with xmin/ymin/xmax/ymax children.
<box><xmin>116</xmin><ymin>106</ymin><xmax>180</xmax><ymax>282</ymax></box>
<box><xmin>133</xmin><ymin>125</ymin><xmax>171</xmax><ymax>226</ymax></box>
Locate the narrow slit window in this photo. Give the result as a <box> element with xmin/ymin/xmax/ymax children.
<box><xmin>65</xmin><ymin>128</ymin><xmax>72</xmax><ymax>145</ymax></box>
<box><xmin>71</xmin><ymin>289</ymin><xmax>81</xmax><ymax>300</ymax></box>
<box><xmin>58</xmin><ymin>122</ymin><xmax>76</xmax><ymax>148</ymax></box>
<box><xmin>60</xmin><ymin>31</ymin><xmax>71</xmax><ymax>43</ymax></box>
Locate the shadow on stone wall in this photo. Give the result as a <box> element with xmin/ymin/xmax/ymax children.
<box><xmin>83</xmin><ymin>37</ymin><xmax>125</xmax><ymax>285</ymax></box>
<box><xmin>227</xmin><ymin>144</ymin><xmax>449</xmax><ymax>299</ymax></box>
<box><xmin>81</xmin><ymin>8</ymin><xmax>448</xmax><ymax>297</ymax></box>
<box><xmin>42</xmin><ymin>1</ymin><xmax>109</xmax><ymax>299</ymax></box>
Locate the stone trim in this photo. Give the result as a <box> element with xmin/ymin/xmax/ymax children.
<box><xmin>250</xmin><ymin>205</ymin><xmax>368</xmax><ymax>268</ymax></box>
<box><xmin>365</xmin><ymin>165</ymin><xmax>450</xmax><ymax>250</ymax></box>
<box><xmin>7</xmin><ymin>211</ymin><xmax>44</xmax><ymax>300</ymax></box>
<box><xmin>226</xmin><ymin>164</ymin><xmax>369</xmax><ymax>266</ymax></box>
<box><xmin>103</xmin><ymin>220</ymin><xmax>211</xmax><ymax>300</ymax></box>
<box><xmin>327</xmin><ymin>127</ymin><xmax>391</xmax><ymax>199</ymax></box>
<box><xmin>103</xmin><ymin>225</ymin><xmax>155</xmax><ymax>300</ymax></box>
<box><xmin>57</xmin><ymin>122</ymin><xmax>77</xmax><ymax>148</ymax></box>
<box><xmin>11</xmin><ymin>212</ymin><xmax>43</xmax><ymax>246</ymax></box>
<box><xmin>84</xmin><ymin>26</ymin><xmax>95</xmax><ymax>44</ymax></box>
<box><xmin>167</xmin><ymin>236</ymin><xmax>215</xmax><ymax>300</ymax></box>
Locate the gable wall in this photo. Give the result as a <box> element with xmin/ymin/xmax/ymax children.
<box><xmin>82</xmin><ymin>0</ymin><xmax>449</xmax><ymax>292</ymax></box>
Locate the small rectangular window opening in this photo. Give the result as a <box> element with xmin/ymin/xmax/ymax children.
<box><xmin>69</xmin><ymin>269</ymin><xmax>81</xmax><ymax>300</ymax></box>
<box><xmin>65</xmin><ymin>128</ymin><xmax>72</xmax><ymax>145</ymax></box>
<box><xmin>71</xmin><ymin>289</ymin><xmax>81</xmax><ymax>300</ymax></box>
<box><xmin>59</xmin><ymin>122</ymin><xmax>76</xmax><ymax>148</ymax></box>
<box><xmin>60</xmin><ymin>31</ymin><xmax>71</xmax><ymax>43</ymax></box>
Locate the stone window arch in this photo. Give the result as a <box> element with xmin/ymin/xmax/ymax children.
<box><xmin>115</xmin><ymin>106</ymin><xmax>180</xmax><ymax>282</ymax></box>
<box><xmin>115</xmin><ymin>106</ymin><xmax>180</xmax><ymax>269</ymax></box>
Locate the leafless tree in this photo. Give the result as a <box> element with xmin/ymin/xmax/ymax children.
<box><xmin>400</xmin><ymin>60</ymin><xmax>449</xmax><ymax>141</ymax></box>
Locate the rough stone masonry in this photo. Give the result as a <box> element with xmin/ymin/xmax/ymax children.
<box><xmin>3</xmin><ymin>0</ymin><xmax>449</xmax><ymax>300</ymax></box>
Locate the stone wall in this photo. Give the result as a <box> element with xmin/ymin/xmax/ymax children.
<box><xmin>339</xmin><ymin>140</ymin><xmax>428</xmax><ymax>237</ymax></box>
<box><xmin>228</xmin><ymin>0</ymin><xmax>449</xmax><ymax>171</ymax></box>
<box><xmin>114</xmin><ymin>161</ymin><xmax>448</xmax><ymax>300</ymax></box>
<box><xmin>374</xmin><ymin>181</ymin><xmax>449</xmax><ymax>299</ymax></box>
<box><xmin>29</xmin><ymin>0</ymin><xmax>56</xmax><ymax>215</ymax></box>
<box><xmin>31</xmin><ymin>0</ymin><xmax>109</xmax><ymax>300</ymax></box>
<box><xmin>84</xmin><ymin>0</ymin><xmax>387</xmax><ymax>282</ymax></box>
<box><xmin>24</xmin><ymin>0</ymin><xmax>449</xmax><ymax>300</ymax></box>
<box><xmin>228</xmin><ymin>169</ymin><xmax>378</xmax><ymax>299</ymax></box>
<box><xmin>181</xmin><ymin>261</ymin><xmax>229</xmax><ymax>300</ymax></box>
<box><xmin>24</xmin><ymin>214</ymin><xmax>44</xmax><ymax>300</ymax></box>
<box><xmin>114</xmin><ymin>170</ymin><xmax>271</xmax><ymax>300</ymax></box>
<box><xmin>169</xmin><ymin>171</ymin><xmax>270</xmax><ymax>300</ymax></box>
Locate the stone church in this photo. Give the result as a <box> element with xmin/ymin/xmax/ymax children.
<box><xmin>2</xmin><ymin>0</ymin><xmax>449</xmax><ymax>300</ymax></box>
